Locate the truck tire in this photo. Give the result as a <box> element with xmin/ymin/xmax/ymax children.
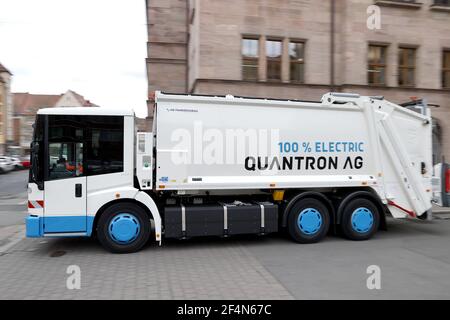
<box><xmin>97</xmin><ymin>203</ymin><xmax>151</xmax><ymax>253</ymax></box>
<box><xmin>340</xmin><ymin>198</ymin><xmax>380</xmax><ymax>241</ymax></box>
<box><xmin>287</xmin><ymin>198</ymin><xmax>330</xmax><ymax>243</ymax></box>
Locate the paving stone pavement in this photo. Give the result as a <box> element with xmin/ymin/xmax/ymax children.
<box><xmin>0</xmin><ymin>233</ymin><xmax>294</xmax><ymax>300</ymax></box>
<box><xmin>1</xmin><ymin>216</ymin><xmax>450</xmax><ymax>299</ymax></box>
<box><xmin>2</xmin><ymin>172</ymin><xmax>450</xmax><ymax>299</ymax></box>
<box><xmin>0</xmin><ymin>225</ymin><xmax>25</xmax><ymax>252</ymax></box>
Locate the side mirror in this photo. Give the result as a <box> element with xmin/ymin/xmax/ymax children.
<box><xmin>31</xmin><ymin>142</ymin><xmax>39</xmax><ymax>154</ymax></box>
<box><xmin>30</xmin><ymin>141</ymin><xmax>44</xmax><ymax>190</ymax></box>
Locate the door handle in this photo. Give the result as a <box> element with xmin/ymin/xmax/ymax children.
<box><xmin>75</xmin><ymin>184</ymin><xmax>82</xmax><ymax>198</ymax></box>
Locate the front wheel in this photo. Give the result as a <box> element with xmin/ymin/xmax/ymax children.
<box><xmin>287</xmin><ymin>198</ymin><xmax>330</xmax><ymax>243</ymax></box>
<box><xmin>340</xmin><ymin>198</ymin><xmax>380</xmax><ymax>241</ymax></box>
<box><xmin>97</xmin><ymin>203</ymin><xmax>151</xmax><ymax>253</ymax></box>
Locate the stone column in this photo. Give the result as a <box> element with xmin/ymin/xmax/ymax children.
<box><xmin>387</xmin><ymin>43</ymin><xmax>397</xmax><ymax>87</ymax></box>
<box><xmin>259</xmin><ymin>35</ymin><xmax>267</xmax><ymax>81</ymax></box>
<box><xmin>282</xmin><ymin>38</ymin><xmax>290</xmax><ymax>83</ymax></box>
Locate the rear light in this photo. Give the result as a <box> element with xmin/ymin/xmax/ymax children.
<box><xmin>446</xmin><ymin>169</ymin><xmax>450</xmax><ymax>194</ymax></box>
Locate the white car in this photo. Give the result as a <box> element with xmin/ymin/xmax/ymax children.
<box><xmin>9</xmin><ymin>156</ymin><xmax>22</xmax><ymax>170</ymax></box>
<box><xmin>0</xmin><ymin>156</ymin><xmax>15</xmax><ymax>173</ymax></box>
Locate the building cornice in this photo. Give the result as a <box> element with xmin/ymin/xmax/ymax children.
<box><xmin>342</xmin><ymin>83</ymin><xmax>450</xmax><ymax>94</ymax></box>
<box><xmin>191</xmin><ymin>78</ymin><xmax>333</xmax><ymax>93</ymax></box>
<box><xmin>374</xmin><ymin>1</ymin><xmax>423</xmax><ymax>9</ymax></box>
<box><xmin>430</xmin><ymin>4</ymin><xmax>450</xmax><ymax>12</ymax></box>
<box><xmin>146</xmin><ymin>58</ymin><xmax>186</xmax><ymax>65</ymax></box>
<box><xmin>191</xmin><ymin>78</ymin><xmax>450</xmax><ymax>94</ymax></box>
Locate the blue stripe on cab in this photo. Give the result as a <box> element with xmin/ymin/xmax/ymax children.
<box><xmin>44</xmin><ymin>216</ymin><xmax>87</xmax><ymax>233</ymax></box>
<box><xmin>25</xmin><ymin>216</ymin><xmax>95</xmax><ymax>238</ymax></box>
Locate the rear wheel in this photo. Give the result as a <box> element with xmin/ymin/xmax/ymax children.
<box><xmin>340</xmin><ymin>198</ymin><xmax>380</xmax><ymax>241</ymax></box>
<box><xmin>97</xmin><ymin>203</ymin><xmax>151</xmax><ymax>253</ymax></box>
<box><xmin>287</xmin><ymin>198</ymin><xmax>330</xmax><ymax>243</ymax></box>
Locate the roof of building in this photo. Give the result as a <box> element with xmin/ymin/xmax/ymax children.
<box><xmin>68</xmin><ymin>90</ymin><xmax>99</xmax><ymax>107</ymax></box>
<box><xmin>37</xmin><ymin>107</ymin><xmax>134</xmax><ymax>117</ymax></box>
<box><xmin>0</xmin><ymin>62</ymin><xmax>12</xmax><ymax>75</ymax></box>
<box><xmin>13</xmin><ymin>90</ymin><xmax>99</xmax><ymax>115</ymax></box>
<box><xmin>13</xmin><ymin>92</ymin><xmax>62</xmax><ymax>115</ymax></box>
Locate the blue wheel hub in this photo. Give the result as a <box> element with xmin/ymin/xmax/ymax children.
<box><xmin>297</xmin><ymin>208</ymin><xmax>322</xmax><ymax>235</ymax></box>
<box><xmin>351</xmin><ymin>207</ymin><xmax>374</xmax><ymax>233</ymax></box>
<box><xmin>108</xmin><ymin>213</ymin><xmax>141</xmax><ymax>244</ymax></box>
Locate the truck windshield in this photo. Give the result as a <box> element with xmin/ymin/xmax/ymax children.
<box><xmin>29</xmin><ymin>115</ymin><xmax>45</xmax><ymax>188</ymax></box>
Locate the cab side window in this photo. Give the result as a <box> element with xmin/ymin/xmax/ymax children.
<box><xmin>86</xmin><ymin>116</ymin><xmax>124</xmax><ymax>176</ymax></box>
<box><xmin>47</xmin><ymin>116</ymin><xmax>84</xmax><ymax>180</ymax></box>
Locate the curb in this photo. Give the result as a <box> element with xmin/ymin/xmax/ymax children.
<box><xmin>432</xmin><ymin>204</ymin><xmax>450</xmax><ymax>215</ymax></box>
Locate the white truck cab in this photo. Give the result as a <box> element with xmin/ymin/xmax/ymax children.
<box><xmin>26</xmin><ymin>92</ymin><xmax>434</xmax><ymax>253</ymax></box>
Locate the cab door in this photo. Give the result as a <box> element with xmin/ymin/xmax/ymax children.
<box><xmin>43</xmin><ymin>115</ymin><xmax>87</xmax><ymax>234</ymax></box>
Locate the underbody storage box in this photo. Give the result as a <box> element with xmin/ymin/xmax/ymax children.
<box><xmin>163</xmin><ymin>202</ymin><xmax>278</xmax><ymax>239</ymax></box>
<box><xmin>261</xmin><ymin>202</ymin><xmax>278</xmax><ymax>233</ymax></box>
<box><xmin>225</xmin><ymin>202</ymin><xmax>278</xmax><ymax>235</ymax></box>
<box><xmin>164</xmin><ymin>204</ymin><xmax>223</xmax><ymax>238</ymax></box>
<box><xmin>225</xmin><ymin>203</ymin><xmax>260</xmax><ymax>235</ymax></box>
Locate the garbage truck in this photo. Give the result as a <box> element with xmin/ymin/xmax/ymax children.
<box><xmin>26</xmin><ymin>92</ymin><xmax>434</xmax><ymax>253</ymax></box>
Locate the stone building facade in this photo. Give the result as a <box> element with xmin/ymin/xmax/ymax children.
<box><xmin>0</xmin><ymin>63</ymin><xmax>13</xmax><ymax>155</ymax></box>
<box><xmin>146</xmin><ymin>0</ymin><xmax>450</xmax><ymax>162</ymax></box>
<box><xmin>0</xmin><ymin>73</ymin><xmax>6</xmax><ymax>154</ymax></box>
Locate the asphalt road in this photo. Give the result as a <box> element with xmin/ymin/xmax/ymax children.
<box><xmin>0</xmin><ymin>170</ymin><xmax>28</xmax><ymax>227</ymax></box>
<box><xmin>0</xmin><ymin>169</ymin><xmax>28</xmax><ymax>197</ymax></box>
<box><xmin>1</xmin><ymin>170</ymin><xmax>450</xmax><ymax>299</ymax></box>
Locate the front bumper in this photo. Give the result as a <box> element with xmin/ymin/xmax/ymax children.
<box><xmin>25</xmin><ymin>215</ymin><xmax>43</xmax><ymax>237</ymax></box>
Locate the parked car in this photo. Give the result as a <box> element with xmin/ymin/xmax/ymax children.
<box><xmin>0</xmin><ymin>156</ymin><xmax>15</xmax><ymax>174</ymax></box>
<box><xmin>21</xmin><ymin>156</ymin><xmax>31</xmax><ymax>169</ymax></box>
<box><xmin>9</xmin><ymin>157</ymin><xmax>23</xmax><ymax>170</ymax></box>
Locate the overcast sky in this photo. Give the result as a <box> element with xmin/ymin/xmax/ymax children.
<box><xmin>0</xmin><ymin>0</ymin><xmax>148</xmax><ymax>117</ymax></box>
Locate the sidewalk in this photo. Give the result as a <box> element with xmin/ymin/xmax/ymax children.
<box><xmin>0</xmin><ymin>224</ymin><xmax>25</xmax><ymax>255</ymax></box>
<box><xmin>432</xmin><ymin>204</ymin><xmax>450</xmax><ymax>214</ymax></box>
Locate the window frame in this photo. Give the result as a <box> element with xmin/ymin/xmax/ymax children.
<box><xmin>47</xmin><ymin>141</ymin><xmax>85</xmax><ymax>181</ymax></box>
<box><xmin>45</xmin><ymin>115</ymin><xmax>86</xmax><ymax>182</ymax></box>
<box><xmin>374</xmin><ymin>0</ymin><xmax>423</xmax><ymax>8</ymax></box>
<box><xmin>433</xmin><ymin>0</ymin><xmax>450</xmax><ymax>6</ymax></box>
<box><xmin>367</xmin><ymin>44</ymin><xmax>388</xmax><ymax>86</ymax></box>
<box><xmin>442</xmin><ymin>49</ymin><xmax>450</xmax><ymax>89</ymax></box>
<box><xmin>85</xmin><ymin>115</ymin><xmax>124</xmax><ymax>177</ymax></box>
<box><xmin>398</xmin><ymin>46</ymin><xmax>417</xmax><ymax>87</ymax></box>
<box><xmin>266</xmin><ymin>38</ymin><xmax>283</xmax><ymax>82</ymax></box>
<box><xmin>289</xmin><ymin>40</ymin><xmax>305</xmax><ymax>83</ymax></box>
<box><xmin>241</xmin><ymin>36</ymin><xmax>259</xmax><ymax>81</ymax></box>
<box><xmin>43</xmin><ymin>114</ymin><xmax>125</xmax><ymax>181</ymax></box>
